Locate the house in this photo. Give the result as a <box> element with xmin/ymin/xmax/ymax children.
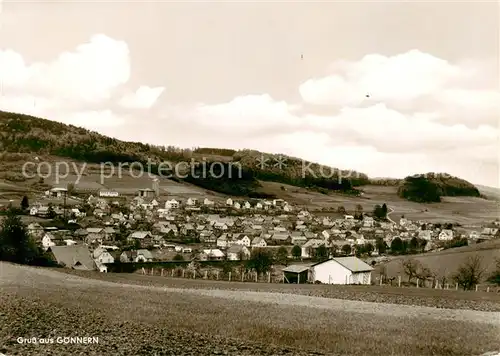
<box><xmin>344</xmin><ymin>215</ymin><xmax>354</xmax><ymax>220</ymax></box>
<box><xmin>418</xmin><ymin>230</ymin><xmax>432</xmax><ymax>241</ymax></box>
<box><xmin>31</xmin><ymin>206</ymin><xmax>49</xmax><ymax>217</ymax></box>
<box><xmin>309</xmin><ymin>257</ymin><xmax>373</xmax><ymax>285</ymax></box>
<box><xmin>363</xmin><ymin>217</ymin><xmax>375</xmax><ymax>228</ymax></box>
<box><xmin>138</xmin><ymin>188</ymin><xmax>155</xmax><ymax>198</ymax></box>
<box><xmin>186</xmin><ymin>198</ymin><xmax>198</xmax><ymax>206</ymax></box>
<box><xmin>45</xmin><ymin>187</ymin><xmax>68</xmax><ymax>198</ymax></box>
<box><xmin>48</xmin><ymin>245</ymin><xmax>95</xmax><ymax>270</ymax></box>
<box><xmin>301</xmin><ymin>239</ymin><xmax>327</xmax><ymax>258</ymax></box>
<box><xmin>203</xmin><ymin>198</ymin><xmax>215</xmax><ymax>206</ymax></box>
<box><xmin>92</xmin><ymin>247</ymin><xmax>115</xmax><ymax>264</ymax></box>
<box><xmin>42</xmin><ymin>233</ymin><xmax>57</xmax><ymax>250</ymax></box>
<box><xmin>469</xmin><ymin>231</ymin><xmax>480</xmax><ymax>239</ymax></box>
<box><xmin>135</xmin><ymin>249</ymin><xmax>154</xmax><ymax>262</ymax></box>
<box><xmin>291</xmin><ymin>234</ymin><xmax>307</xmax><ymax>246</ymax></box>
<box><xmin>271</xmin><ymin>232</ymin><xmax>291</xmax><ymax>244</ymax></box>
<box><xmin>217</xmin><ymin>234</ymin><xmax>230</xmax><ymax>248</ymax></box>
<box><xmin>201</xmin><ymin>249</ymin><xmax>225</xmax><ymax>260</ymax></box>
<box><xmin>233</xmin><ymin>202</ymin><xmax>241</xmax><ymax>209</ymax></box>
<box><xmin>226</xmin><ymin>198</ymin><xmax>233</xmax><ymax>206</ymax></box>
<box><xmin>226</xmin><ymin>245</ymin><xmax>250</xmax><ymax>261</ymax></box>
<box><xmin>235</xmin><ymin>235</ymin><xmax>251</xmax><ymax>247</ymax></box>
<box><xmin>129</xmin><ymin>231</ymin><xmax>152</xmax><ymax>240</ymax></box>
<box><xmin>438</xmin><ymin>229</ymin><xmax>454</xmax><ymax>241</ymax></box>
<box><xmin>283</xmin><ymin>264</ymin><xmax>311</xmax><ymax>284</ymax></box>
<box><xmin>99</xmin><ymin>190</ymin><xmax>119</xmax><ymax>198</ymax></box>
<box><xmin>165</xmin><ymin>199</ymin><xmax>180</xmax><ymax>209</ymax></box>
<box><xmin>251</xmin><ymin>237</ymin><xmax>267</xmax><ymax>248</ymax></box>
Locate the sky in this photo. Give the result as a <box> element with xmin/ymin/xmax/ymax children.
<box><xmin>0</xmin><ymin>1</ymin><xmax>499</xmax><ymax>187</ymax></box>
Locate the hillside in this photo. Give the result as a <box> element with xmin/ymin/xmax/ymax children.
<box><xmin>375</xmin><ymin>240</ymin><xmax>500</xmax><ymax>282</ymax></box>
<box><xmin>0</xmin><ymin>110</ymin><xmax>487</xmax><ymax>203</ymax></box>
<box><xmin>0</xmin><ymin>110</ymin><xmax>368</xmax><ymax>197</ymax></box>
<box><xmin>397</xmin><ymin>174</ymin><xmax>481</xmax><ymax>203</ymax></box>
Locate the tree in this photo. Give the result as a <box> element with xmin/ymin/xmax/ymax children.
<box><xmin>409</xmin><ymin>237</ymin><xmax>419</xmax><ymax>253</ymax></box>
<box><xmin>291</xmin><ymin>245</ymin><xmax>302</xmax><ymax>259</ymax></box>
<box><xmin>246</xmin><ymin>248</ymin><xmax>273</xmax><ymax>274</ymax></box>
<box><xmin>47</xmin><ymin>204</ymin><xmax>56</xmax><ymax>219</ymax></box>
<box><xmin>452</xmin><ymin>255</ymin><xmax>485</xmax><ymax>290</ymax></box>
<box><xmin>276</xmin><ymin>246</ymin><xmax>289</xmax><ymax>266</ymax></box>
<box><xmin>21</xmin><ymin>196</ymin><xmax>29</xmax><ymax>210</ymax></box>
<box><xmin>487</xmin><ymin>258</ymin><xmax>500</xmax><ymax>286</ymax></box>
<box><xmin>354</xmin><ymin>204</ymin><xmax>363</xmax><ymax>220</ymax></box>
<box><xmin>315</xmin><ymin>245</ymin><xmax>328</xmax><ymax>260</ymax></box>
<box><xmin>337</xmin><ymin>205</ymin><xmax>346</xmax><ymax>214</ymax></box>
<box><xmin>341</xmin><ymin>244</ymin><xmax>351</xmax><ymax>256</ymax></box>
<box><xmin>401</xmin><ymin>258</ymin><xmax>422</xmax><ymax>283</ymax></box>
<box><xmin>365</xmin><ymin>243</ymin><xmax>374</xmax><ymax>256</ymax></box>
<box><xmin>0</xmin><ymin>212</ymin><xmax>41</xmax><ymax>265</ymax></box>
<box><xmin>375</xmin><ymin>238</ymin><xmax>387</xmax><ymax>255</ymax></box>
<box><xmin>390</xmin><ymin>237</ymin><xmax>404</xmax><ymax>254</ymax></box>
<box><xmin>381</xmin><ymin>203</ymin><xmax>388</xmax><ymax>217</ymax></box>
<box><xmin>173</xmin><ymin>254</ymin><xmax>184</xmax><ymax>261</ymax></box>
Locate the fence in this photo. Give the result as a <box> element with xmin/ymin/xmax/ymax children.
<box><xmin>376</xmin><ymin>275</ymin><xmax>499</xmax><ymax>292</ymax></box>
<box><xmin>140</xmin><ymin>267</ymin><xmax>286</xmax><ymax>283</ymax></box>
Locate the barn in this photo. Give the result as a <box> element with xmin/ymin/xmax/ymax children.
<box><xmin>310</xmin><ymin>257</ymin><xmax>373</xmax><ymax>285</ymax></box>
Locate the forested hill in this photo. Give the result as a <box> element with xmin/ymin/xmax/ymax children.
<box><xmin>396</xmin><ymin>174</ymin><xmax>481</xmax><ymax>203</ymax></box>
<box><xmin>0</xmin><ymin>110</ymin><xmax>368</xmax><ymax>196</ymax></box>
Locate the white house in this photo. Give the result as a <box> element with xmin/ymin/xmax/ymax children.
<box><xmin>202</xmin><ymin>249</ymin><xmax>225</xmax><ymax>260</ymax></box>
<box><xmin>251</xmin><ymin>237</ymin><xmax>267</xmax><ymax>248</ymax></box>
<box><xmin>438</xmin><ymin>229</ymin><xmax>454</xmax><ymax>241</ymax></box>
<box><xmin>165</xmin><ymin>199</ymin><xmax>180</xmax><ymax>209</ymax></box>
<box><xmin>226</xmin><ymin>245</ymin><xmax>250</xmax><ymax>261</ymax></box>
<box><xmin>186</xmin><ymin>198</ymin><xmax>198</xmax><ymax>206</ymax></box>
<box><xmin>363</xmin><ymin>217</ymin><xmax>375</xmax><ymax>228</ymax></box>
<box><xmin>301</xmin><ymin>239</ymin><xmax>326</xmax><ymax>258</ymax></box>
<box><xmin>203</xmin><ymin>198</ymin><xmax>215</xmax><ymax>206</ymax></box>
<box><xmin>235</xmin><ymin>235</ymin><xmax>251</xmax><ymax>247</ymax></box>
<box><xmin>93</xmin><ymin>247</ymin><xmax>115</xmax><ymax>264</ymax></box>
<box><xmin>233</xmin><ymin>202</ymin><xmax>241</xmax><ymax>209</ymax></box>
<box><xmin>99</xmin><ymin>190</ymin><xmax>119</xmax><ymax>198</ymax></box>
<box><xmin>42</xmin><ymin>233</ymin><xmax>56</xmax><ymax>250</ymax></box>
<box><xmin>309</xmin><ymin>257</ymin><xmax>373</xmax><ymax>285</ymax></box>
<box><xmin>344</xmin><ymin>215</ymin><xmax>354</xmax><ymax>220</ymax></box>
<box><xmin>226</xmin><ymin>198</ymin><xmax>233</xmax><ymax>206</ymax></box>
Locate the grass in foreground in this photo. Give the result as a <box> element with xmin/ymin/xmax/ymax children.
<box><xmin>1</xmin><ymin>264</ymin><xmax>499</xmax><ymax>356</ymax></box>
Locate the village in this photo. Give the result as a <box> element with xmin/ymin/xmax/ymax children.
<box><xmin>23</xmin><ymin>180</ymin><xmax>500</xmax><ymax>281</ymax></box>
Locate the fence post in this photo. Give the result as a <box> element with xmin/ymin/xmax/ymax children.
<box><xmin>282</xmin><ymin>272</ymin><xmax>285</xmax><ymax>283</ymax></box>
<box><xmin>151</xmin><ymin>268</ymin><xmax>154</xmax><ymax>275</ymax></box>
<box><xmin>182</xmin><ymin>269</ymin><xmax>185</xmax><ymax>278</ymax></box>
<box><xmin>398</xmin><ymin>276</ymin><xmax>401</xmax><ymax>287</ymax></box>
<box><xmin>446</xmin><ymin>284</ymin><xmax>448</xmax><ymax>290</ymax></box>
<box><xmin>204</xmin><ymin>271</ymin><xmax>208</xmax><ymax>279</ymax></box>
<box><xmin>193</xmin><ymin>270</ymin><xmax>196</xmax><ymax>279</ymax></box>
<box><xmin>161</xmin><ymin>269</ymin><xmax>164</xmax><ymax>277</ymax></box>
<box><xmin>229</xmin><ymin>272</ymin><xmax>231</xmax><ymax>282</ymax></box>
<box><xmin>172</xmin><ymin>269</ymin><xmax>174</xmax><ymax>277</ymax></box>
<box><xmin>268</xmin><ymin>272</ymin><xmax>271</xmax><ymax>283</ymax></box>
<box><xmin>380</xmin><ymin>275</ymin><xmax>383</xmax><ymax>286</ymax></box>
<box><xmin>416</xmin><ymin>279</ymin><xmax>419</xmax><ymax>288</ymax></box>
<box><xmin>255</xmin><ymin>272</ymin><xmax>258</xmax><ymax>282</ymax></box>
<box><xmin>475</xmin><ymin>285</ymin><xmax>478</xmax><ymax>292</ymax></box>
<box><xmin>487</xmin><ymin>287</ymin><xmax>490</xmax><ymax>292</ymax></box>
<box><xmin>455</xmin><ymin>283</ymin><xmax>458</xmax><ymax>290</ymax></box>
<box><xmin>142</xmin><ymin>267</ymin><xmax>146</xmax><ymax>275</ymax></box>
<box><xmin>216</xmin><ymin>271</ymin><xmax>219</xmax><ymax>280</ymax></box>
<box><xmin>242</xmin><ymin>272</ymin><xmax>244</xmax><ymax>282</ymax></box>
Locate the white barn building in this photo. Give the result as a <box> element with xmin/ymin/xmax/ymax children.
<box><xmin>309</xmin><ymin>257</ymin><xmax>373</xmax><ymax>285</ymax></box>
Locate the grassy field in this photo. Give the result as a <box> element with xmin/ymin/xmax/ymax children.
<box><xmin>375</xmin><ymin>240</ymin><xmax>500</xmax><ymax>283</ymax></box>
<box><xmin>1</xmin><ymin>263</ymin><xmax>499</xmax><ymax>356</ymax></box>
<box><xmin>258</xmin><ymin>182</ymin><xmax>500</xmax><ymax>225</ymax></box>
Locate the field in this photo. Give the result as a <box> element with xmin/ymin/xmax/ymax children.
<box><xmin>258</xmin><ymin>182</ymin><xmax>500</xmax><ymax>225</ymax></box>
<box><xmin>1</xmin><ymin>263</ymin><xmax>500</xmax><ymax>356</ymax></box>
<box><xmin>375</xmin><ymin>240</ymin><xmax>500</xmax><ymax>282</ymax></box>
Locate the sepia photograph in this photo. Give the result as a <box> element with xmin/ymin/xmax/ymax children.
<box><xmin>0</xmin><ymin>1</ymin><xmax>499</xmax><ymax>355</ymax></box>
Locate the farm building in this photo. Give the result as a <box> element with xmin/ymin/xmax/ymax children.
<box><xmin>310</xmin><ymin>257</ymin><xmax>373</xmax><ymax>285</ymax></box>
<box><xmin>47</xmin><ymin>245</ymin><xmax>96</xmax><ymax>270</ymax></box>
<box><xmin>283</xmin><ymin>264</ymin><xmax>310</xmax><ymax>284</ymax></box>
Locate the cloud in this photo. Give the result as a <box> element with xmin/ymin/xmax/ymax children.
<box><xmin>299</xmin><ymin>50</ymin><xmax>499</xmax><ymax>127</ymax></box>
<box><xmin>119</xmin><ymin>86</ymin><xmax>165</xmax><ymax>109</ymax></box>
<box><xmin>0</xmin><ymin>38</ymin><xmax>498</xmax><ymax>187</ymax></box>
<box><xmin>1</xmin><ymin>34</ymin><xmax>130</xmax><ymax>104</ymax></box>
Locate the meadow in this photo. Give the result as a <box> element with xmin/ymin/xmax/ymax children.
<box><xmin>1</xmin><ymin>262</ymin><xmax>499</xmax><ymax>356</ymax></box>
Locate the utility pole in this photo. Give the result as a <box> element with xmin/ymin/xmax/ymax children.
<box><xmin>63</xmin><ymin>190</ymin><xmax>67</xmax><ymax>221</ymax></box>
